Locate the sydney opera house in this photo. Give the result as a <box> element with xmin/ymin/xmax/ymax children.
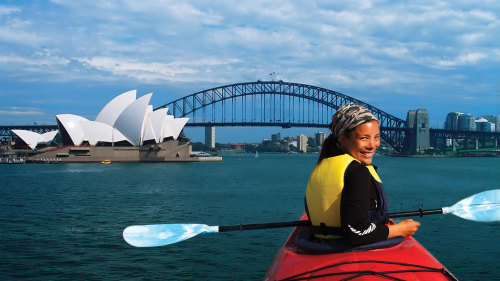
<box><xmin>12</xmin><ymin>90</ymin><xmax>220</xmax><ymax>162</ymax></box>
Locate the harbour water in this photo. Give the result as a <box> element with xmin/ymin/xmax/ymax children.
<box><xmin>1</xmin><ymin>154</ymin><xmax>499</xmax><ymax>280</ymax></box>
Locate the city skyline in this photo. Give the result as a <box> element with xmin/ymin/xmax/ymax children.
<box><xmin>185</xmin><ymin>109</ymin><xmax>499</xmax><ymax>143</ymax></box>
<box><xmin>1</xmin><ymin>1</ymin><xmax>499</xmax><ymax>143</ymax></box>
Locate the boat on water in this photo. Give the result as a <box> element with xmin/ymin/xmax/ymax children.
<box><xmin>101</xmin><ymin>159</ymin><xmax>111</xmax><ymax>164</ymax></box>
<box><xmin>264</xmin><ymin>216</ymin><xmax>458</xmax><ymax>281</ymax></box>
<box><xmin>191</xmin><ymin>151</ymin><xmax>212</xmax><ymax>157</ymax></box>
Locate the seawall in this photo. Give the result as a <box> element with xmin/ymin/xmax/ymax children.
<box><xmin>26</xmin><ymin>140</ymin><xmax>222</xmax><ymax>163</ymax></box>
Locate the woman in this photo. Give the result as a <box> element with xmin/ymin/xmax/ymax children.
<box><xmin>305</xmin><ymin>104</ymin><xmax>420</xmax><ymax>247</ymax></box>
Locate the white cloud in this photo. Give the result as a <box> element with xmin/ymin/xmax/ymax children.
<box><xmin>460</xmin><ymin>33</ymin><xmax>486</xmax><ymax>44</ymax></box>
<box><xmin>437</xmin><ymin>52</ymin><xmax>488</xmax><ymax>68</ymax></box>
<box><xmin>468</xmin><ymin>9</ymin><xmax>496</xmax><ymax>22</ymax></box>
<box><xmin>0</xmin><ymin>106</ymin><xmax>44</xmax><ymax>115</ymax></box>
<box><xmin>0</xmin><ymin>0</ymin><xmax>498</xmax><ymax>121</ymax></box>
<box><xmin>327</xmin><ymin>72</ymin><xmax>353</xmax><ymax>85</ymax></box>
<box><xmin>458</xmin><ymin>52</ymin><xmax>488</xmax><ymax>64</ymax></box>
<box><xmin>0</xmin><ymin>18</ymin><xmax>47</xmax><ymax>46</ymax></box>
<box><xmin>0</xmin><ymin>51</ymin><xmax>69</xmax><ymax>66</ymax></box>
<box><xmin>75</xmin><ymin>56</ymin><xmax>241</xmax><ymax>83</ymax></box>
<box><xmin>0</xmin><ymin>5</ymin><xmax>20</xmax><ymax>17</ymax></box>
<box><xmin>379</xmin><ymin>47</ymin><xmax>410</xmax><ymax>59</ymax></box>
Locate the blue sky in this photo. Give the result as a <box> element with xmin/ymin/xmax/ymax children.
<box><xmin>0</xmin><ymin>1</ymin><xmax>498</xmax><ymax>142</ymax></box>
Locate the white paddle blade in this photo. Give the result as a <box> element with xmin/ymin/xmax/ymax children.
<box><xmin>123</xmin><ymin>223</ymin><xmax>219</xmax><ymax>247</ymax></box>
<box><xmin>442</xmin><ymin>189</ymin><xmax>500</xmax><ymax>222</ymax></box>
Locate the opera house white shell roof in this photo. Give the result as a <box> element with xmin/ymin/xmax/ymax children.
<box><xmin>11</xmin><ymin>129</ymin><xmax>59</xmax><ymax>150</ymax></box>
<box><xmin>56</xmin><ymin>90</ymin><xmax>189</xmax><ymax>147</ymax></box>
<box><xmin>13</xmin><ymin>90</ymin><xmax>189</xmax><ymax>150</ymax></box>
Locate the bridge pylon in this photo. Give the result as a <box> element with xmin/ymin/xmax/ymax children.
<box><xmin>405</xmin><ymin>109</ymin><xmax>431</xmax><ymax>154</ymax></box>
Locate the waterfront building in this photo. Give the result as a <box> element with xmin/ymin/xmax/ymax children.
<box><xmin>271</xmin><ymin>132</ymin><xmax>281</xmax><ymax>143</ymax></box>
<box><xmin>8</xmin><ymin>90</ymin><xmax>220</xmax><ymax>163</ymax></box>
<box><xmin>282</xmin><ymin>136</ymin><xmax>297</xmax><ymax>148</ymax></box>
<box><xmin>475</xmin><ymin>118</ymin><xmax>494</xmax><ymax>132</ymax></box>
<box><xmin>52</xmin><ymin>90</ymin><xmax>188</xmax><ymax>147</ymax></box>
<box><xmin>231</xmin><ymin>144</ymin><xmax>245</xmax><ymax>150</ymax></box>
<box><xmin>297</xmin><ymin>134</ymin><xmax>307</xmax><ymax>153</ymax></box>
<box><xmin>315</xmin><ymin>131</ymin><xmax>325</xmax><ymax>147</ymax></box>
<box><xmin>205</xmin><ymin>126</ymin><xmax>216</xmax><ymax>148</ymax></box>
<box><xmin>458</xmin><ymin>114</ymin><xmax>476</xmax><ymax>131</ymax></box>
<box><xmin>445</xmin><ymin>112</ymin><xmax>463</xmax><ymax>130</ymax></box>
<box><xmin>482</xmin><ymin>115</ymin><xmax>500</xmax><ymax>132</ymax></box>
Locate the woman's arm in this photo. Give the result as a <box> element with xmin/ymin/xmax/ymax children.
<box><xmin>340</xmin><ymin>163</ymin><xmax>389</xmax><ymax>246</ymax></box>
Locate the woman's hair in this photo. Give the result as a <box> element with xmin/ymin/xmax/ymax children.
<box><xmin>317</xmin><ymin>134</ymin><xmax>339</xmax><ymax>164</ymax></box>
<box><xmin>316</xmin><ymin>103</ymin><xmax>377</xmax><ymax>165</ymax></box>
<box><xmin>316</xmin><ymin>129</ymin><xmax>352</xmax><ymax>165</ymax></box>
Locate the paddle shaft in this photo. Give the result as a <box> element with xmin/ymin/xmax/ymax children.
<box><xmin>389</xmin><ymin>208</ymin><xmax>443</xmax><ymax>218</ymax></box>
<box><xmin>219</xmin><ymin>220</ymin><xmax>311</xmax><ymax>232</ymax></box>
<box><xmin>218</xmin><ymin>208</ymin><xmax>443</xmax><ymax>232</ymax></box>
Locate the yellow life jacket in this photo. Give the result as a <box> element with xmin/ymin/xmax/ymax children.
<box><xmin>305</xmin><ymin>154</ymin><xmax>382</xmax><ymax>239</ymax></box>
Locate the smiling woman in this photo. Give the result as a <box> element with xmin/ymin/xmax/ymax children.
<box><xmin>304</xmin><ymin>104</ymin><xmax>420</xmax><ymax>248</ymax></box>
<box><xmin>339</xmin><ymin>120</ymin><xmax>380</xmax><ymax>166</ymax></box>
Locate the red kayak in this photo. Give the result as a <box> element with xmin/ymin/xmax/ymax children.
<box><xmin>264</xmin><ymin>218</ymin><xmax>458</xmax><ymax>281</ymax></box>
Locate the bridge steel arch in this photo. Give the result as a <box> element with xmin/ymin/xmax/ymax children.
<box><xmin>156</xmin><ymin>81</ymin><xmax>407</xmax><ymax>152</ymax></box>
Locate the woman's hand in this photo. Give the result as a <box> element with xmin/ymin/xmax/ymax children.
<box><xmin>387</xmin><ymin>219</ymin><xmax>421</xmax><ymax>238</ymax></box>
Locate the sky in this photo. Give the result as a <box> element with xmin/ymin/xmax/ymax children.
<box><xmin>0</xmin><ymin>0</ymin><xmax>499</xmax><ymax>143</ymax></box>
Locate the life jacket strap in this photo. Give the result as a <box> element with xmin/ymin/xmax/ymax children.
<box><xmin>310</xmin><ymin>223</ymin><xmax>343</xmax><ymax>236</ymax></box>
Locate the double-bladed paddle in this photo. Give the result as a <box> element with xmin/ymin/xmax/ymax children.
<box><xmin>123</xmin><ymin>189</ymin><xmax>500</xmax><ymax>247</ymax></box>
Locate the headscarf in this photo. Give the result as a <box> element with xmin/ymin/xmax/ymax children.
<box><xmin>329</xmin><ymin>103</ymin><xmax>378</xmax><ymax>141</ymax></box>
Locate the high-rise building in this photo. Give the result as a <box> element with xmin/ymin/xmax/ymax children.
<box><xmin>445</xmin><ymin>112</ymin><xmax>463</xmax><ymax>130</ymax></box>
<box><xmin>458</xmin><ymin>114</ymin><xmax>476</xmax><ymax>131</ymax></box>
<box><xmin>406</xmin><ymin>109</ymin><xmax>430</xmax><ymax>154</ymax></box>
<box><xmin>475</xmin><ymin>118</ymin><xmax>494</xmax><ymax>132</ymax></box>
<box><xmin>297</xmin><ymin>134</ymin><xmax>308</xmax><ymax>153</ymax></box>
<box><xmin>271</xmin><ymin>132</ymin><xmax>281</xmax><ymax>142</ymax></box>
<box><xmin>205</xmin><ymin>126</ymin><xmax>215</xmax><ymax>148</ymax></box>
<box><xmin>315</xmin><ymin>131</ymin><xmax>326</xmax><ymax>147</ymax></box>
<box><xmin>482</xmin><ymin>115</ymin><xmax>500</xmax><ymax>132</ymax></box>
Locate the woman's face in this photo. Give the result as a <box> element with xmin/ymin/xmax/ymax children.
<box><xmin>339</xmin><ymin>120</ymin><xmax>380</xmax><ymax>165</ymax></box>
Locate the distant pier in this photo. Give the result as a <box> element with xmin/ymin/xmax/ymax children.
<box><xmin>0</xmin><ymin>156</ymin><xmax>26</xmax><ymax>164</ymax></box>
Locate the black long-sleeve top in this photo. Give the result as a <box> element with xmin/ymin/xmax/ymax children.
<box><xmin>340</xmin><ymin>161</ymin><xmax>389</xmax><ymax>246</ymax></box>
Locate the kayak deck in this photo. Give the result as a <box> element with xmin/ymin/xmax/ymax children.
<box><xmin>264</xmin><ymin>225</ymin><xmax>458</xmax><ymax>281</ymax></box>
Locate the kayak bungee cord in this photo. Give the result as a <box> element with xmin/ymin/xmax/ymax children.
<box><xmin>276</xmin><ymin>260</ymin><xmax>459</xmax><ymax>281</ymax></box>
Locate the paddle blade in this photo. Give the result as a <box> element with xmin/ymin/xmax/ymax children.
<box><xmin>442</xmin><ymin>189</ymin><xmax>500</xmax><ymax>222</ymax></box>
<box><xmin>123</xmin><ymin>224</ymin><xmax>219</xmax><ymax>247</ymax></box>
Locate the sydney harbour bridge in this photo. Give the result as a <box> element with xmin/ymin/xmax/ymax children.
<box><xmin>156</xmin><ymin>81</ymin><xmax>407</xmax><ymax>150</ymax></box>
<box><xmin>1</xmin><ymin>81</ymin><xmax>499</xmax><ymax>153</ymax></box>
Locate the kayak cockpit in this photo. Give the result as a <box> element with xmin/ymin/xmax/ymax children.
<box><xmin>295</xmin><ymin>227</ymin><xmax>404</xmax><ymax>254</ymax></box>
<box><xmin>264</xmin><ymin>219</ymin><xmax>458</xmax><ymax>281</ymax></box>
